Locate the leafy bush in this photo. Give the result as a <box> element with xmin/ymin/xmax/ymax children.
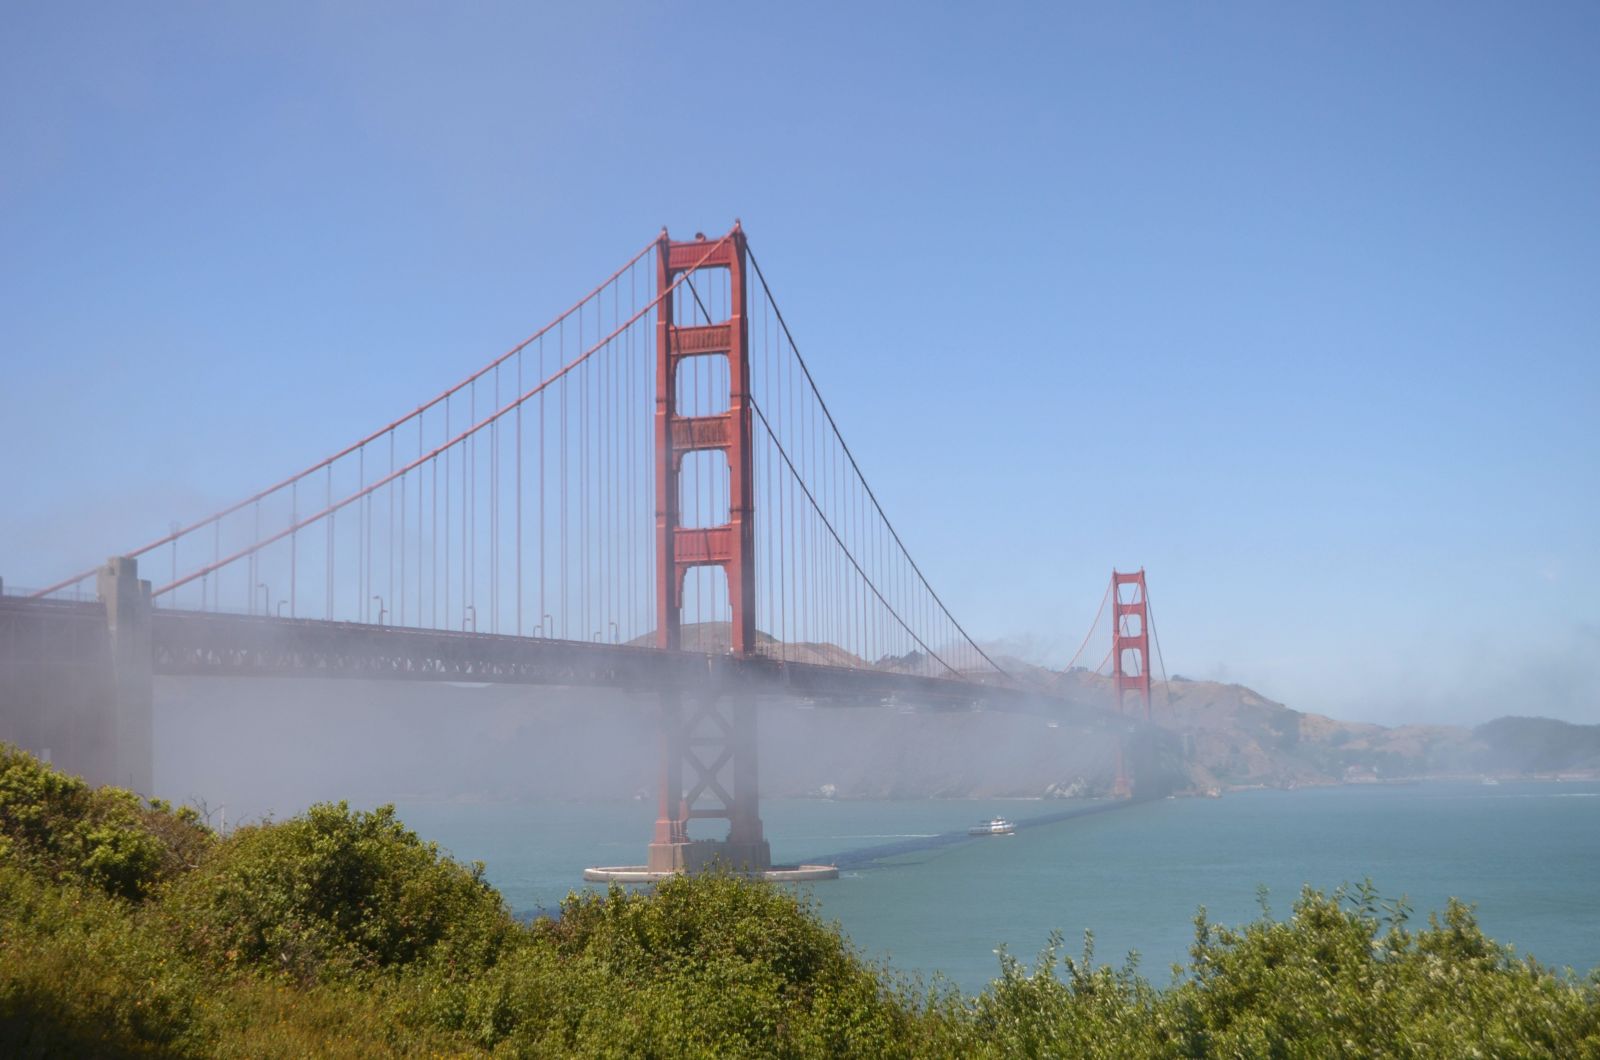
<box><xmin>936</xmin><ymin>882</ymin><xmax>1600</xmax><ymax>1058</ymax></box>
<box><xmin>488</xmin><ymin>874</ymin><xmax>923</xmax><ymax>1057</ymax></box>
<box><xmin>166</xmin><ymin>801</ymin><xmax>516</xmax><ymax>981</ymax></box>
<box><xmin>0</xmin><ymin>862</ymin><xmax>208</xmax><ymax>1055</ymax></box>
<box><xmin>1169</xmin><ymin>884</ymin><xmax>1600</xmax><ymax>1057</ymax></box>
<box><xmin>0</xmin><ymin>742</ymin><xmax>210</xmax><ymax>900</ymax></box>
<box><xmin>959</xmin><ymin>933</ymin><xmax>1168</xmax><ymax>1057</ymax></box>
<box><xmin>0</xmin><ymin>862</ymin><xmax>470</xmax><ymax>1058</ymax></box>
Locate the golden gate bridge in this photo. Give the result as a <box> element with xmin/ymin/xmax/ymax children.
<box><xmin>1</xmin><ymin>223</ymin><xmax>1169</xmax><ymax>877</ymax></box>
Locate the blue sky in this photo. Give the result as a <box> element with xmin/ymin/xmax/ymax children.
<box><xmin>2</xmin><ymin>2</ymin><xmax>1596</xmax><ymax>725</ymax></box>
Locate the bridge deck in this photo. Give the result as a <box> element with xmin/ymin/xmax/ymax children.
<box><xmin>147</xmin><ymin>607</ymin><xmax>1071</xmax><ymax>712</ymax></box>
<box><xmin>2</xmin><ymin>594</ymin><xmax>1086</xmax><ymax>715</ymax></box>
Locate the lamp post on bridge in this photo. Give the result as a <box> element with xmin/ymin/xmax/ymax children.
<box><xmin>372</xmin><ymin>595</ymin><xmax>386</xmax><ymax>625</ymax></box>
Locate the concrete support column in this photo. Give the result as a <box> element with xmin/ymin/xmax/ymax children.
<box><xmin>728</xmin><ymin>693</ymin><xmax>764</xmax><ymax>847</ymax></box>
<box><xmin>97</xmin><ymin>556</ymin><xmax>153</xmax><ymax>795</ymax></box>
<box><xmin>648</xmin><ymin>689</ymin><xmax>688</xmax><ymax>872</ymax></box>
<box><xmin>720</xmin><ymin>693</ymin><xmax>771</xmax><ymax>871</ymax></box>
<box><xmin>646</xmin><ymin>684</ymin><xmax>770</xmax><ymax>875</ymax></box>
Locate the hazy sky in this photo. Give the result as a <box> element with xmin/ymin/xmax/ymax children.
<box><xmin>2</xmin><ymin>3</ymin><xmax>1596</xmax><ymax>726</ymax></box>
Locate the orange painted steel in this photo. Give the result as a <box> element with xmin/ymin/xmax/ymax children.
<box><xmin>1112</xmin><ymin>568</ymin><xmax>1152</xmax><ymax>720</ymax></box>
<box><xmin>650</xmin><ymin>225</ymin><xmax>766</xmax><ymax>870</ymax></box>
<box><xmin>1111</xmin><ymin>568</ymin><xmax>1152</xmax><ymax>800</ymax></box>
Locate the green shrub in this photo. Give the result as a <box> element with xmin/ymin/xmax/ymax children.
<box><xmin>939</xmin><ymin>882</ymin><xmax>1600</xmax><ymax>1058</ymax></box>
<box><xmin>166</xmin><ymin>801</ymin><xmax>516</xmax><ymax>982</ymax></box>
<box><xmin>958</xmin><ymin>933</ymin><xmax>1168</xmax><ymax>1058</ymax></box>
<box><xmin>1168</xmin><ymin>883</ymin><xmax>1600</xmax><ymax>1057</ymax></box>
<box><xmin>0</xmin><ymin>862</ymin><xmax>473</xmax><ymax>1058</ymax></box>
<box><xmin>0</xmin><ymin>743</ymin><xmax>210</xmax><ymax>900</ymax></box>
<box><xmin>419</xmin><ymin>874</ymin><xmax>922</xmax><ymax>1057</ymax></box>
<box><xmin>0</xmin><ymin>862</ymin><xmax>209</xmax><ymax>1055</ymax></box>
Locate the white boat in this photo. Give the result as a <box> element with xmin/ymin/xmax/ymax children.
<box><xmin>968</xmin><ymin>817</ymin><xmax>1015</xmax><ymax>836</ymax></box>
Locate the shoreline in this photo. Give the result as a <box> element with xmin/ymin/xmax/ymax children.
<box><xmin>382</xmin><ymin>772</ymin><xmax>1600</xmax><ymax>810</ymax></box>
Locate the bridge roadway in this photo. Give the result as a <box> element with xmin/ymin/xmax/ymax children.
<box><xmin>3</xmin><ymin>594</ymin><xmax>1079</xmax><ymax>715</ymax></box>
<box><xmin>4</xmin><ymin>591</ymin><xmax>1140</xmax><ymax>878</ymax></box>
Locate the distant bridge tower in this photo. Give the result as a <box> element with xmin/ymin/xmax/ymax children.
<box><xmin>1110</xmin><ymin>568</ymin><xmax>1151</xmax><ymax>798</ymax></box>
<box><xmin>648</xmin><ymin>224</ymin><xmax>769</xmax><ymax>874</ymax></box>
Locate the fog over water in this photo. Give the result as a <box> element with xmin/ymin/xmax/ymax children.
<box><xmin>155</xmin><ymin>676</ymin><xmax>1123</xmax><ymax>827</ymax></box>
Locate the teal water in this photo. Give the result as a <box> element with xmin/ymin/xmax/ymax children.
<box><xmin>394</xmin><ymin>781</ymin><xmax>1600</xmax><ymax>994</ymax></box>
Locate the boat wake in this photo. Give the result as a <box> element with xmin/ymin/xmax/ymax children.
<box><xmin>809</xmin><ymin>800</ymin><xmax>1134</xmax><ymax>869</ymax></box>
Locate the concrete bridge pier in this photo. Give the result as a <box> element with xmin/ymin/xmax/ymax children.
<box><xmin>592</xmin><ymin>678</ymin><xmax>832</xmax><ymax>883</ymax></box>
<box><xmin>726</xmin><ymin>691</ymin><xmax>768</xmax><ymax>866</ymax></box>
<box><xmin>646</xmin><ymin>684</ymin><xmax>771</xmax><ymax>875</ymax></box>
<box><xmin>97</xmin><ymin>556</ymin><xmax>153</xmax><ymax>794</ymax></box>
<box><xmin>0</xmin><ymin>556</ymin><xmax>151</xmax><ymax>793</ymax></box>
<box><xmin>647</xmin><ymin>688</ymin><xmax>689</xmax><ymax>870</ymax></box>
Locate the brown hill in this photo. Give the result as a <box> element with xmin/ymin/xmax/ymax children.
<box><xmin>987</xmin><ymin>652</ymin><xmax>1598</xmax><ymax>790</ymax></box>
<box><xmin>628</xmin><ymin>622</ymin><xmax>873</xmax><ymax>669</ymax></box>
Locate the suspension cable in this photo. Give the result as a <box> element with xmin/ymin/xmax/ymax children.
<box><xmin>31</xmin><ymin>239</ymin><xmax>662</xmax><ymax>599</ymax></box>
<box><xmin>748</xmin><ymin>395</ymin><xmax>961</xmax><ymax>677</ymax></box>
<box><xmin>150</xmin><ymin>236</ymin><xmax>733</xmax><ymax>599</ymax></box>
<box><xmin>1146</xmin><ymin>584</ymin><xmax>1172</xmax><ymax>711</ymax></box>
<box><xmin>746</xmin><ymin>244</ymin><xmax>1008</xmax><ymax>679</ymax></box>
<box><xmin>1065</xmin><ymin>576</ymin><xmax>1112</xmax><ymax>671</ymax></box>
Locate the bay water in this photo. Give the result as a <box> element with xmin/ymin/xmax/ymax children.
<box><xmin>393</xmin><ymin>780</ymin><xmax>1600</xmax><ymax>994</ymax></box>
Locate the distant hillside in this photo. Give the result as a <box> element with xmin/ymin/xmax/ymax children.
<box><xmin>989</xmin><ymin>652</ymin><xmax>1600</xmax><ymax>790</ymax></box>
<box><xmin>1472</xmin><ymin>716</ymin><xmax>1600</xmax><ymax>776</ymax></box>
<box><xmin>628</xmin><ymin>622</ymin><xmax>910</xmax><ymax>671</ymax></box>
<box><xmin>611</xmin><ymin>626</ymin><xmax>1600</xmax><ymax>794</ymax></box>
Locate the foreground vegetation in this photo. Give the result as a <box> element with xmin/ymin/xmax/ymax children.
<box><xmin>1</xmin><ymin>745</ymin><xmax>1596</xmax><ymax>1057</ymax></box>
